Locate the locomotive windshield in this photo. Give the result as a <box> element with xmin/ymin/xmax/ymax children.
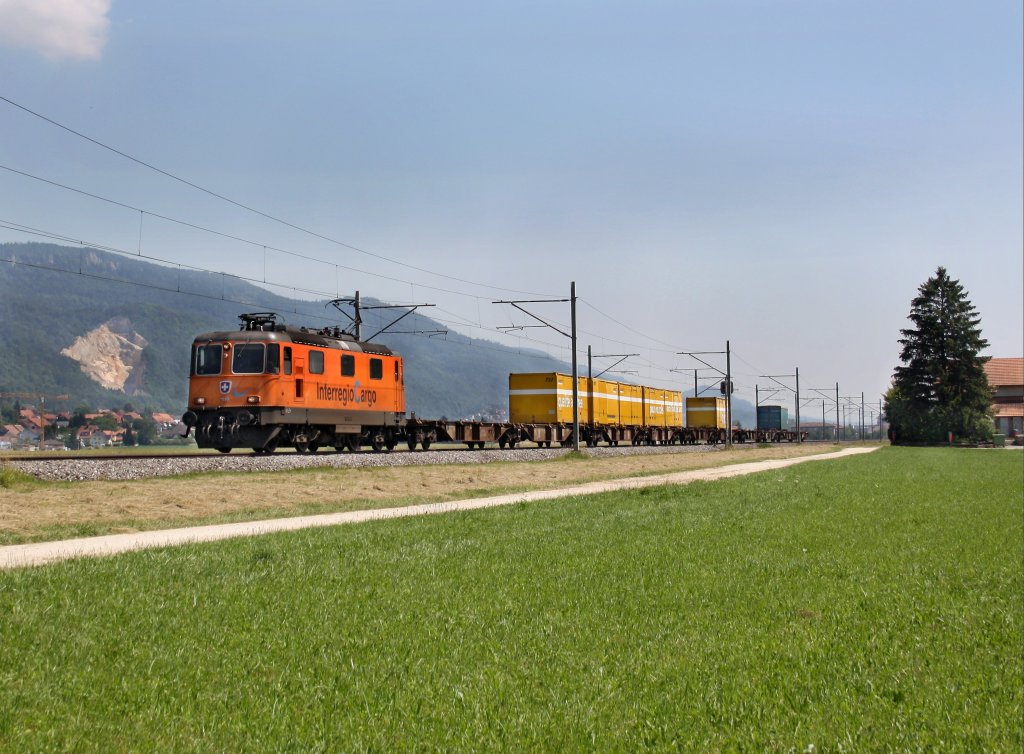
<box><xmin>194</xmin><ymin>344</ymin><xmax>222</xmax><ymax>376</ymax></box>
<box><xmin>232</xmin><ymin>343</ymin><xmax>266</xmax><ymax>374</ymax></box>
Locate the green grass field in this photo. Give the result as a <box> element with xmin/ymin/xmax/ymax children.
<box><xmin>1</xmin><ymin>447</ymin><xmax>1020</xmax><ymax>752</ymax></box>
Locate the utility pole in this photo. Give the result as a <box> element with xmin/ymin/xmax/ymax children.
<box><xmin>329</xmin><ymin>291</ymin><xmax>445</xmax><ymax>341</ymax></box>
<box><xmin>795</xmin><ymin>367</ymin><xmax>801</xmax><ymax>441</ymax></box>
<box><xmin>861</xmin><ymin>392</ymin><xmax>866</xmax><ymax>441</ymax></box>
<box><xmin>571</xmin><ymin>282</ymin><xmax>578</xmax><ymax>451</ymax></box>
<box><xmin>494</xmin><ymin>281</ymin><xmax>579</xmax><ymax>451</ymax></box>
<box><xmin>836</xmin><ymin>383</ymin><xmax>840</xmax><ymax>441</ymax></box>
<box><xmin>725</xmin><ymin>340</ymin><xmax>732</xmax><ymax>446</ymax></box>
<box><xmin>761</xmin><ymin>369</ymin><xmax>800</xmax><ymax>441</ymax></box>
<box><xmin>678</xmin><ymin>343</ymin><xmax>733</xmax><ymax>447</ymax></box>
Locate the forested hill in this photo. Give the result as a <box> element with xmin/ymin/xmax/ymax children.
<box><xmin>0</xmin><ymin>242</ymin><xmax>569</xmax><ymax>417</ymax></box>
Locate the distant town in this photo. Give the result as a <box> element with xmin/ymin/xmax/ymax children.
<box><xmin>0</xmin><ymin>403</ymin><xmax>185</xmax><ymax>451</ymax></box>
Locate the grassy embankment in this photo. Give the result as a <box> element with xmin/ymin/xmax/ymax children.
<box><xmin>0</xmin><ymin>446</ymin><xmax>1020</xmax><ymax>751</ymax></box>
<box><xmin>0</xmin><ymin>442</ymin><xmax>848</xmax><ymax>545</ymax></box>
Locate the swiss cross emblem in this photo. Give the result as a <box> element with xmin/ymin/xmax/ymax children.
<box><xmin>220</xmin><ymin>380</ymin><xmax>231</xmax><ymax>394</ymax></box>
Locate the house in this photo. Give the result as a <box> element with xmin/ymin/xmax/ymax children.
<box><xmin>76</xmin><ymin>425</ymin><xmax>110</xmax><ymax>448</ymax></box>
<box><xmin>151</xmin><ymin>412</ymin><xmax>177</xmax><ymax>427</ymax></box>
<box><xmin>102</xmin><ymin>429</ymin><xmax>127</xmax><ymax>446</ymax></box>
<box><xmin>984</xmin><ymin>357</ymin><xmax>1024</xmax><ymax>437</ymax></box>
<box><xmin>13</xmin><ymin>427</ymin><xmax>40</xmax><ymax>448</ymax></box>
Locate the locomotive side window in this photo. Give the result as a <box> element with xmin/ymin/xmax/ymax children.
<box><xmin>370</xmin><ymin>358</ymin><xmax>383</xmax><ymax>380</ymax></box>
<box><xmin>267</xmin><ymin>343</ymin><xmax>280</xmax><ymax>374</ymax></box>
<box><xmin>309</xmin><ymin>349</ymin><xmax>325</xmax><ymax>374</ymax></box>
<box><xmin>232</xmin><ymin>343</ymin><xmax>266</xmax><ymax>374</ymax></box>
<box><xmin>283</xmin><ymin>347</ymin><xmax>292</xmax><ymax>375</ymax></box>
<box><xmin>341</xmin><ymin>354</ymin><xmax>355</xmax><ymax>377</ymax></box>
<box><xmin>195</xmin><ymin>344</ymin><xmax>223</xmax><ymax>376</ymax></box>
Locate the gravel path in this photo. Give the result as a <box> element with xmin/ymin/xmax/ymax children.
<box><xmin>10</xmin><ymin>443</ymin><xmax>725</xmax><ymax>482</ymax></box>
<box><xmin>0</xmin><ymin>446</ymin><xmax>878</xmax><ymax>569</ymax></box>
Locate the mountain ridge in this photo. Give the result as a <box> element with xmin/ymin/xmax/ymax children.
<box><xmin>0</xmin><ymin>242</ymin><xmax>760</xmax><ymax>425</ymax></box>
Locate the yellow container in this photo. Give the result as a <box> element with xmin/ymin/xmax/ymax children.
<box><xmin>686</xmin><ymin>396</ymin><xmax>727</xmax><ymax>428</ymax></box>
<box><xmin>586</xmin><ymin>378</ymin><xmax>620</xmax><ymax>426</ymax></box>
<box><xmin>665</xmin><ymin>389</ymin><xmax>684</xmax><ymax>426</ymax></box>
<box><xmin>509</xmin><ymin>373</ymin><xmax>585</xmax><ymax>424</ymax></box>
<box><xmin>618</xmin><ymin>383</ymin><xmax>643</xmax><ymax>426</ymax></box>
<box><xmin>643</xmin><ymin>387</ymin><xmax>670</xmax><ymax>427</ymax></box>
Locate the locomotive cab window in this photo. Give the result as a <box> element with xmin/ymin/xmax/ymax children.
<box><xmin>370</xmin><ymin>358</ymin><xmax>383</xmax><ymax>380</ymax></box>
<box><xmin>283</xmin><ymin>347</ymin><xmax>292</xmax><ymax>375</ymax></box>
<box><xmin>194</xmin><ymin>344</ymin><xmax>223</xmax><ymax>376</ymax></box>
<box><xmin>232</xmin><ymin>343</ymin><xmax>266</xmax><ymax>374</ymax></box>
<box><xmin>267</xmin><ymin>343</ymin><xmax>280</xmax><ymax>374</ymax></box>
<box><xmin>341</xmin><ymin>354</ymin><xmax>355</xmax><ymax>377</ymax></box>
<box><xmin>309</xmin><ymin>349</ymin><xmax>324</xmax><ymax>374</ymax></box>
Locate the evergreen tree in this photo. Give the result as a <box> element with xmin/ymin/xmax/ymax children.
<box><xmin>884</xmin><ymin>267</ymin><xmax>993</xmax><ymax>443</ymax></box>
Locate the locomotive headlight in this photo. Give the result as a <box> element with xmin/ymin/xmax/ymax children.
<box><xmin>222</xmin><ymin>343</ymin><xmax>231</xmax><ymax>354</ymax></box>
<box><xmin>246</xmin><ymin>395</ymin><xmax>260</xmax><ymax>404</ymax></box>
<box><xmin>195</xmin><ymin>396</ymin><xmax>207</xmax><ymax>405</ymax></box>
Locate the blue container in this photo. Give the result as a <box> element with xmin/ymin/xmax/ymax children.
<box><xmin>757</xmin><ymin>405</ymin><xmax>788</xmax><ymax>430</ymax></box>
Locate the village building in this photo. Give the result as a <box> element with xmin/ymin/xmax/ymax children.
<box><xmin>984</xmin><ymin>357</ymin><xmax>1024</xmax><ymax>437</ymax></box>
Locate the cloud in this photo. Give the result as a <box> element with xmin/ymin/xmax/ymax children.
<box><xmin>0</xmin><ymin>0</ymin><xmax>111</xmax><ymax>61</ymax></box>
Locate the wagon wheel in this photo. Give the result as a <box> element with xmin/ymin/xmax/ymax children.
<box><xmin>498</xmin><ymin>437</ymin><xmax>507</xmax><ymax>450</ymax></box>
<box><xmin>421</xmin><ymin>437</ymin><xmax>431</xmax><ymax>451</ymax></box>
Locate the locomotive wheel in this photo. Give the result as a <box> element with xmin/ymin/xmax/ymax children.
<box><xmin>216</xmin><ymin>447</ymin><xmax>231</xmax><ymax>454</ymax></box>
<box><xmin>408</xmin><ymin>438</ymin><xmax>418</xmax><ymax>451</ymax></box>
<box><xmin>386</xmin><ymin>437</ymin><xmax>397</xmax><ymax>451</ymax></box>
<box><xmin>370</xmin><ymin>434</ymin><xmax>386</xmax><ymax>452</ymax></box>
<box><xmin>308</xmin><ymin>443</ymin><xmax>319</xmax><ymax>454</ymax></box>
<box><xmin>294</xmin><ymin>441</ymin><xmax>310</xmax><ymax>454</ymax></box>
<box><xmin>421</xmin><ymin>437</ymin><xmax>431</xmax><ymax>450</ymax></box>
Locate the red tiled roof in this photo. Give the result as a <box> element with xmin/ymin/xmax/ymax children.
<box><xmin>985</xmin><ymin>358</ymin><xmax>1024</xmax><ymax>387</ymax></box>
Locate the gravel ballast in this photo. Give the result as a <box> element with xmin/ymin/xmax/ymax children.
<box><xmin>9</xmin><ymin>444</ymin><xmax>724</xmax><ymax>482</ymax></box>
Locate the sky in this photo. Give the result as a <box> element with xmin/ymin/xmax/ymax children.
<box><xmin>1</xmin><ymin>0</ymin><xmax>1021</xmax><ymax>422</ymax></box>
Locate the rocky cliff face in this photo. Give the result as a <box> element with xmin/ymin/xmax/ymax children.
<box><xmin>61</xmin><ymin>318</ymin><xmax>149</xmax><ymax>395</ymax></box>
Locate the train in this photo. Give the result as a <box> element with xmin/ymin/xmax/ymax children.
<box><xmin>180</xmin><ymin>313</ymin><xmax>805</xmax><ymax>453</ymax></box>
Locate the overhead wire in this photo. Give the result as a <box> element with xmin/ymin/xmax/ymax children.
<box><xmin>0</xmin><ymin>99</ymin><xmax>873</xmax><ymax>403</ymax></box>
<box><xmin>0</xmin><ymin>220</ymin><xmax>577</xmax><ymax>359</ymax></box>
<box><xmin>0</xmin><ymin>163</ymin><xmax>527</xmax><ymax>302</ymax></box>
<box><xmin>0</xmin><ymin>94</ymin><xmax>557</xmax><ymax>299</ymax></box>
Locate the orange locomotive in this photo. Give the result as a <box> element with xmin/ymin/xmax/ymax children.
<box><xmin>181</xmin><ymin>313</ymin><xmax>405</xmax><ymax>453</ymax></box>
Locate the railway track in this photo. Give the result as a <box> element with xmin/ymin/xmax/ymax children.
<box><xmin>4</xmin><ymin>442</ymin><xmax>731</xmax><ymax>482</ymax></box>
